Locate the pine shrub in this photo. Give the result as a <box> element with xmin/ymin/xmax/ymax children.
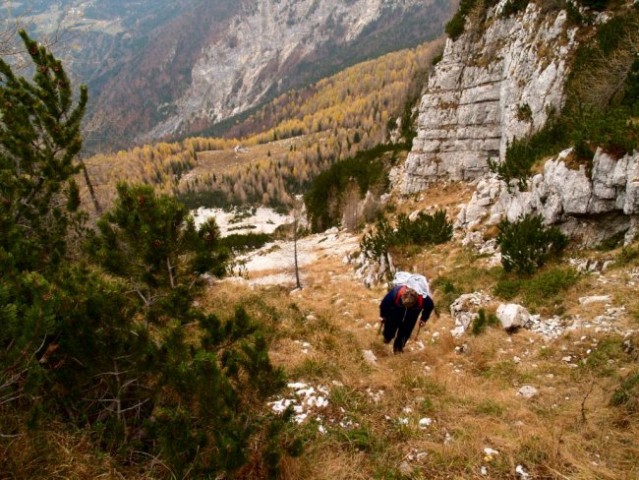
<box><xmin>304</xmin><ymin>144</ymin><xmax>394</xmax><ymax>232</ymax></box>
<box><xmin>1</xmin><ymin>33</ymin><xmax>292</xmax><ymax>478</ymax></box>
<box><xmin>497</xmin><ymin>214</ymin><xmax>568</xmax><ymax>275</ymax></box>
<box><xmin>610</xmin><ymin>371</ymin><xmax>639</xmax><ymax>415</ymax></box>
<box><xmin>470</xmin><ymin>309</ymin><xmax>500</xmax><ymax>335</ymax></box>
<box><xmin>360</xmin><ymin>209</ymin><xmax>453</xmax><ymax>261</ymax></box>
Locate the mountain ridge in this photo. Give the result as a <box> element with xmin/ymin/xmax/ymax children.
<box><xmin>1</xmin><ymin>0</ymin><xmax>456</xmax><ymax>153</ymax></box>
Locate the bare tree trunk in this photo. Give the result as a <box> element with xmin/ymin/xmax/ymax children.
<box><xmin>293</xmin><ymin>216</ymin><xmax>302</xmax><ymax>289</ymax></box>
<box><xmin>80</xmin><ymin>159</ymin><xmax>103</xmax><ymax>215</ymax></box>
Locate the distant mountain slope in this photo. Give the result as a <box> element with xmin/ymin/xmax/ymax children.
<box><xmin>0</xmin><ymin>0</ymin><xmax>194</xmax><ymax>81</ymax></box>
<box><xmin>81</xmin><ymin>40</ymin><xmax>444</xmax><ymax>213</ymax></box>
<box><xmin>87</xmin><ymin>0</ymin><xmax>455</xmax><ymax>152</ymax></box>
<box><xmin>1</xmin><ymin>0</ymin><xmax>456</xmax><ymax>153</ymax></box>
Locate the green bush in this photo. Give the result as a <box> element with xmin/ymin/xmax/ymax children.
<box><xmin>394</xmin><ymin>210</ymin><xmax>454</xmax><ymax>246</ymax></box>
<box><xmin>304</xmin><ymin>144</ymin><xmax>398</xmax><ymax>232</ymax></box>
<box><xmin>582</xmin><ymin>337</ymin><xmax>628</xmax><ymax>377</ymax></box>
<box><xmin>445</xmin><ymin>12</ymin><xmax>467</xmax><ymax>40</ymax></box>
<box><xmin>221</xmin><ymin>232</ymin><xmax>272</xmax><ymax>253</ymax></box>
<box><xmin>501</xmin><ymin>0</ymin><xmax>530</xmax><ymax>17</ymax></box>
<box><xmin>431</xmin><ymin>276</ymin><xmax>462</xmax><ymax>310</ymax></box>
<box><xmin>360</xmin><ymin>209</ymin><xmax>453</xmax><ymax>261</ymax></box>
<box><xmin>445</xmin><ymin>0</ymin><xmax>503</xmax><ymax>40</ymax></box>
<box><xmin>360</xmin><ymin>218</ymin><xmax>395</xmax><ymax>260</ymax></box>
<box><xmin>610</xmin><ymin>371</ymin><xmax>639</xmax><ymax>414</ymax></box>
<box><xmin>489</xmin><ymin>114</ymin><xmax>566</xmax><ymax>191</ymax></box>
<box><xmin>470</xmin><ymin>309</ymin><xmax>500</xmax><ymax>335</ymax></box>
<box><xmin>616</xmin><ymin>245</ymin><xmax>639</xmax><ymax>266</ymax></box>
<box><xmin>494</xmin><ymin>266</ymin><xmax>579</xmax><ymax>313</ymax></box>
<box><xmin>176</xmin><ymin>188</ymin><xmax>229</xmax><ymax>209</ymax></box>
<box><xmin>577</xmin><ymin>0</ymin><xmax>613</xmax><ymax>13</ymax></box>
<box><xmin>497</xmin><ymin>214</ymin><xmax>568</xmax><ymax>275</ymax></box>
<box><xmin>492</xmin><ymin>277</ymin><xmax>522</xmax><ymax>300</ymax></box>
<box><xmin>520</xmin><ymin>267</ymin><xmax>579</xmax><ymax>308</ymax></box>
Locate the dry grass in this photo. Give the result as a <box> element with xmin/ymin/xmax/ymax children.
<box><xmin>9</xmin><ymin>181</ymin><xmax>639</xmax><ymax>479</ymax></box>
<box><xmin>0</xmin><ymin>424</ymin><xmax>156</xmax><ymax>480</ymax></box>
<box><xmin>195</xmin><ymin>184</ymin><xmax>639</xmax><ymax>479</ymax></box>
<box><xmin>190</xmin><ymin>136</ymin><xmax>306</xmax><ymax>178</ymax></box>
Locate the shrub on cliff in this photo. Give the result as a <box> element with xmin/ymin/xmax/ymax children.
<box><xmin>497</xmin><ymin>213</ymin><xmax>568</xmax><ymax>275</ymax></box>
<box><xmin>360</xmin><ymin>210</ymin><xmax>453</xmax><ymax>262</ymax></box>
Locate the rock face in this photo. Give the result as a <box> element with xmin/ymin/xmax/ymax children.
<box><xmin>398</xmin><ymin>0</ymin><xmax>638</xmax><ymax>245</ymax></box>
<box><xmin>456</xmin><ymin>149</ymin><xmax>639</xmax><ymax>245</ymax></box>
<box><xmin>5</xmin><ymin>0</ymin><xmax>453</xmax><ymax>151</ymax></box>
<box><xmin>398</xmin><ymin>1</ymin><xmax>577</xmax><ymax>194</ymax></box>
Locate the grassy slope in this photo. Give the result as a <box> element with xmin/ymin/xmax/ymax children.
<box><xmin>200</xmin><ymin>185</ymin><xmax>639</xmax><ymax>480</ymax></box>
<box><xmin>8</xmin><ymin>196</ymin><xmax>637</xmax><ymax>478</ymax></box>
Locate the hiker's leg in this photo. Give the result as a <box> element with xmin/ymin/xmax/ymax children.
<box><xmin>393</xmin><ymin>336</ymin><xmax>405</xmax><ymax>353</ymax></box>
<box><xmin>396</xmin><ymin>316</ymin><xmax>418</xmax><ymax>351</ymax></box>
<box><xmin>382</xmin><ymin>318</ymin><xmax>398</xmax><ymax>344</ymax></box>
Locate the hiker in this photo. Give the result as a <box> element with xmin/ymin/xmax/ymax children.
<box><xmin>379</xmin><ymin>274</ymin><xmax>434</xmax><ymax>354</ymax></box>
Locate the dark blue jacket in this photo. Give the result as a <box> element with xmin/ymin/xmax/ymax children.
<box><xmin>380</xmin><ymin>285</ymin><xmax>434</xmax><ymax>325</ymax></box>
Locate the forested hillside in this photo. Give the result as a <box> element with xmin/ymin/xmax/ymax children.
<box><xmin>81</xmin><ymin>40</ymin><xmax>443</xmax><ymax>213</ymax></box>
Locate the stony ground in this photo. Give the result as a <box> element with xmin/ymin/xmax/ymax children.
<box><xmin>204</xmin><ymin>202</ymin><xmax>639</xmax><ymax>479</ymax></box>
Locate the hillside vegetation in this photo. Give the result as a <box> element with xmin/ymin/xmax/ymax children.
<box><xmin>80</xmin><ymin>40</ymin><xmax>443</xmax><ymax>214</ymax></box>
<box><xmin>204</xmin><ymin>223</ymin><xmax>639</xmax><ymax>480</ymax></box>
<box><xmin>3</xmin><ymin>0</ymin><xmax>639</xmax><ymax>477</ymax></box>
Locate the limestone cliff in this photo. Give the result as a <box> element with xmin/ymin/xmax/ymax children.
<box><xmin>398</xmin><ymin>1</ymin><xmax>578</xmax><ymax>193</ymax></box>
<box><xmin>399</xmin><ymin>0</ymin><xmax>639</xmax><ymax>246</ymax></box>
<box><xmin>456</xmin><ymin>149</ymin><xmax>639</xmax><ymax>246</ymax></box>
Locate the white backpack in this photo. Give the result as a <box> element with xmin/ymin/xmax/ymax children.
<box><xmin>391</xmin><ymin>271</ymin><xmax>431</xmax><ymax>298</ymax></box>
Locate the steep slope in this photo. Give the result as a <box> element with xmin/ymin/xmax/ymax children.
<box><xmin>0</xmin><ymin>1</ymin><xmax>194</xmax><ymax>83</ymax></box>
<box><xmin>86</xmin><ymin>0</ymin><xmax>455</xmax><ymax>151</ymax></box>
<box><xmin>199</xmin><ymin>203</ymin><xmax>639</xmax><ymax>479</ymax></box>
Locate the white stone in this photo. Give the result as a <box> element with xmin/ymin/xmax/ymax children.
<box><xmin>419</xmin><ymin>417</ymin><xmax>433</xmax><ymax>428</ymax></box>
<box><xmin>579</xmin><ymin>295</ymin><xmax>612</xmax><ymax>305</ymax></box>
<box><xmin>516</xmin><ymin>464</ymin><xmax>532</xmax><ymax>479</ymax></box>
<box><xmin>496</xmin><ymin>303</ymin><xmax>531</xmax><ymax>330</ymax></box>
<box><xmin>362</xmin><ymin>350</ymin><xmax>377</xmax><ymax>365</ymax></box>
<box><xmin>517</xmin><ymin>385</ymin><xmax>539</xmax><ymax>399</ymax></box>
<box><xmin>450</xmin><ymin>292</ymin><xmax>494</xmax><ymax>337</ymax></box>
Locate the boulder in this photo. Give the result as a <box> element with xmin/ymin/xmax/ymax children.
<box><xmin>496</xmin><ymin>303</ymin><xmax>531</xmax><ymax>331</ymax></box>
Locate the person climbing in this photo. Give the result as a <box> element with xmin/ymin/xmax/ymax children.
<box><xmin>379</xmin><ymin>273</ymin><xmax>434</xmax><ymax>354</ymax></box>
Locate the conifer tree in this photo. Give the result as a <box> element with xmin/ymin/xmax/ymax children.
<box><xmin>0</xmin><ymin>30</ymin><xmax>87</xmax><ymax>272</ymax></box>
<box><xmin>1</xmin><ymin>33</ymin><xmax>293</xmax><ymax>479</ymax></box>
<box><xmin>0</xmin><ymin>30</ymin><xmax>88</xmax><ymax>416</ymax></box>
<box><xmin>87</xmin><ymin>182</ymin><xmax>229</xmax><ymax>322</ymax></box>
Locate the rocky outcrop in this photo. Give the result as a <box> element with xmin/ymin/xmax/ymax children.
<box><xmin>398</xmin><ymin>1</ymin><xmax>578</xmax><ymax>193</ymax></box>
<box><xmin>455</xmin><ymin>149</ymin><xmax>639</xmax><ymax>245</ymax></box>
<box><xmin>396</xmin><ymin>0</ymin><xmax>639</xmax><ymax>246</ymax></box>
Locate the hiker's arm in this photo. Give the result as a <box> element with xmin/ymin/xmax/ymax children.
<box><xmin>420</xmin><ymin>296</ymin><xmax>435</xmax><ymax>325</ymax></box>
<box><xmin>379</xmin><ymin>289</ymin><xmax>395</xmax><ymax>319</ymax></box>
